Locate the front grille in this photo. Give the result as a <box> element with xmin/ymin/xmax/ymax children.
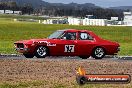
<box><xmin>17</xmin><ymin>43</ymin><xmax>24</xmax><ymax>48</ymax></box>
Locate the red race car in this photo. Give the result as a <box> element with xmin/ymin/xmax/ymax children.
<box><xmin>14</xmin><ymin>29</ymin><xmax>120</xmax><ymax>59</ymax></box>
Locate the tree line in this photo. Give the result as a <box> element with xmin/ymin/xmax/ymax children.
<box><xmin>35</xmin><ymin>6</ymin><xmax>124</xmax><ymax>20</ymax></box>
<box><xmin>0</xmin><ymin>1</ymin><xmax>124</xmax><ymax>20</ymax></box>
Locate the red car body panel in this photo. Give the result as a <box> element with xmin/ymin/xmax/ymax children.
<box><xmin>14</xmin><ymin>29</ymin><xmax>120</xmax><ymax>56</ymax></box>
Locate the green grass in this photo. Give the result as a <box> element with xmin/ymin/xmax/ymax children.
<box><xmin>0</xmin><ymin>14</ymin><xmax>46</xmax><ymax>20</ymax></box>
<box><xmin>0</xmin><ymin>81</ymin><xmax>131</xmax><ymax>88</ymax></box>
<box><xmin>0</xmin><ymin>17</ymin><xmax>132</xmax><ymax>55</ymax></box>
<box><xmin>0</xmin><ymin>81</ymin><xmax>48</xmax><ymax>88</ymax></box>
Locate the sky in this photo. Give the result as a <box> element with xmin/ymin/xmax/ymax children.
<box><xmin>43</xmin><ymin>0</ymin><xmax>132</xmax><ymax>7</ymax></box>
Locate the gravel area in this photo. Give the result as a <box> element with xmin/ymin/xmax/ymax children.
<box><xmin>0</xmin><ymin>57</ymin><xmax>132</xmax><ymax>88</ymax></box>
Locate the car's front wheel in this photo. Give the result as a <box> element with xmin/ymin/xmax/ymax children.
<box><xmin>92</xmin><ymin>47</ymin><xmax>105</xmax><ymax>59</ymax></box>
<box><xmin>35</xmin><ymin>46</ymin><xmax>48</xmax><ymax>58</ymax></box>
<box><xmin>23</xmin><ymin>54</ymin><xmax>34</xmax><ymax>58</ymax></box>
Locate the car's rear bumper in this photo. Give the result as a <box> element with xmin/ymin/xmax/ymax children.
<box><xmin>117</xmin><ymin>47</ymin><xmax>120</xmax><ymax>52</ymax></box>
<box><xmin>114</xmin><ymin>47</ymin><xmax>120</xmax><ymax>55</ymax></box>
<box><xmin>106</xmin><ymin>46</ymin><xmax>120</xmax><ymax>55</ymax></box>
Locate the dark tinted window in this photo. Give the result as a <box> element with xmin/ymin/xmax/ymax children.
<box><xmin>62</xmin><ymin>32</ymin><xmax>76</xmax><ymax>40</ymax></box>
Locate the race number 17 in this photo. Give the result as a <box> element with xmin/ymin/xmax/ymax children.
<box><xmin>64</xmin><ymin>45</ymin><xmax>75</xmax><ymax>53</ymax></box>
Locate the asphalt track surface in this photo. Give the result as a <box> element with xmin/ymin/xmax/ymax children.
<box><xmin>0</xmin><ymin>55</ymin><xmax>132</xmax><ymax>61</ymax></box>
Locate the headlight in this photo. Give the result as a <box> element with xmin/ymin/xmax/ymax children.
<box><xmin>117</xmin><ymin>47</ymin><xmax>120</xmax><ymax>51</ymax></box>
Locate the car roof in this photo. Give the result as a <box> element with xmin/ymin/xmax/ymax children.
<box><xmin>58</xmin><ymin>29</ymin><xmax>92</xmax><ymax>32</ymax></box>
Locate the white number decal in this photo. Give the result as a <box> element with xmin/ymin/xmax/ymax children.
<box><xmin>80</xmin><ymin>33</ymin><xmax>88</xmax><ymax>39</ymax></box>
<box><xmin>64</xmin><ymin>45</ymin><xmax>75</xmax><ymax>52</ymax></box>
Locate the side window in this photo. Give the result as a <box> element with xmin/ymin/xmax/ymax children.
<box><xmin>79</xmin><ymin>32</ymin><xmax>93</xmax><ymax>40</ymax></box>
<box><xmin>62</xmin><ymin>32</ymin><xmax>76</xmax><ymax>40</ymax></box>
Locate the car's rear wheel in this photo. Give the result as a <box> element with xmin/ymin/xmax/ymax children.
<box><xmin>35</xmin><ymin>46</ymin><xmax>48</xmax><ymax>58</ymax></box>
<box><xmin>92</xmin><ymin>47</ymin><xmax>105</xmax><ymax>59</ymax></box>
<box><xmin>23</xmin><ymin>54</ymin><xmax>34</xmax><ymax>58</ymax></box>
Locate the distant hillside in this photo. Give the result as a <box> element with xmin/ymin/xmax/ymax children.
<box><xmin>0</xmin><ymin>0</ymin><xmax>51</xmax><ymax>8</ymax></box>
<box><xmin>51</xmin><ymin>2</ymin><xmax>99</xmax><ymax>8</ymax></box>
<box><xmin>0</xmin><ymin>0</ymin><xmax>131</xmax><ymax>11</ymax></box>
<box><xmin>110</xmin><ymin>6</ymin><xmax>132</xmax><ymax>10</ymax></box>
<box><xmin>0</xmin><ymin>0</ymin><xmax>99</xmax><ymax>9</ymax></box>
<box><xmin>0</xmin><ymin>0</ymin><xmax>124</xmax><ymax>19</ymax></box>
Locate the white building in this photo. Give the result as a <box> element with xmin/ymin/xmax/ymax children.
<box><xmin>42</xmin><ymin>19</ymin><xmax>68</xmax><ymax>24</ymax></box>
<box><xmin>123</xmin><ymin>12</ymin><xmax>132</xmax><ymax>26</ymax></box>
<box><xmin>0</xmin><ymin>10</ymin><xmax>21</xmax><ymax>14</ymax></box>
<box><xmin>0</xmin><ymin>10</ymin><xmax>13</xmax><ymax>14</ymax></box>
<box><xmin>4</xmin><ymin>10</ymin><xmax>13</xmax><ymax>14</ymax></box>
<box><xmin>111</xmin><ymin>17</ymin><xmax>118</xmax><ymax>21</ymax></box>
<box><xmin>14</xmin><ymin>11</ymin><xmax>21</xmax><ymax>14</ymax></box>
<box><xmin>0</xmin><ymin>10</ymin><xmax>4</xmax><ymax>14</ymax></box>
<box><xmin>86</xmin><ymin>15</ymin><xmax>95</xmax><ymax>19</ymax></box>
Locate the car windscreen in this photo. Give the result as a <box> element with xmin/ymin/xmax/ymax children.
<box><xmin>48</xmin><ymin>31</ymin><xmax>64</xmax><ymax>39</ymax></box>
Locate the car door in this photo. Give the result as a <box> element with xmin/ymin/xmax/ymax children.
<box><xmin>77</xmin><ymin>32</ymin><xmax>96</xmax><ymax>56</ymax></box>
<box><xmin>57</xmin><ymin>31</ymin><xmax>78</xmax><ymax>56</ymax></box>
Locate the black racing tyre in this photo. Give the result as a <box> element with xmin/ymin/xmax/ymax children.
<box><xmin>35</xmin><ymin>46</ymin><xmax>48</xmax><ymax>58</ymax></box>
<box><xmin>23</xmin><ymin>54</ymin><xmax>34</xmax><ymax>58</ymax></box>
<box><xmin>76</xmin><ymin>76</ymin><xmax>87</xmax><ymax>85</ymax></box>
<box><xmin>79</xmin><ymin>56</ymin><xmax>90</xmax><ymax>59</ymax></box>
<box><xmin>92</xmin><ymin>47</ymin><xmax>105</xmax><ymax>59</ymax></box>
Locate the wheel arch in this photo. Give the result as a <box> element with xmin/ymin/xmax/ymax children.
<box><xmin>92</xmin><ymin>46</ymin><xmax>107</xmax><ymax>55</ymax></box>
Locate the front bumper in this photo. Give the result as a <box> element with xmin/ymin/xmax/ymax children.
<box><xmin>15</xmin><ymin>48</ymin><xmax>29</xmax><ymax>53</ymax></box>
